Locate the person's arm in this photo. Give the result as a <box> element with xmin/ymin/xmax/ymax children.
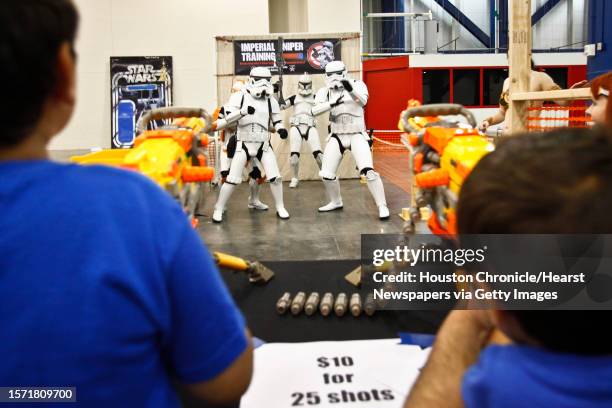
<box><xmin>185</xmin><ymin>329</ymin><xmax>254</xmax><ymax>405</ymax></box>
<box><xmin>403</xmin><ymin>310</ymin><xmax>493</xmax><ymax>408</ymax></box>
<box><xmin>312</xmin><ymin>89</ymin><xmax>343</xmax><ymax>116</ymax></box>
<box><xmin>480</xmin><ymin>105</ymin><xmax>507</xmax><ymax>131</ymax></box>
<box><xmin>155</xmin><ymin>198</ymin><xmax>253</xmax><ymax>406</ymax></box>
<box><xmin>213</xmin><ymin>106</ymin><xmax>253</xmax><ymax>131</ymax></box>
<box><xmin>280</xmin><ymin>95</ymin><xmax>296</xmax><ymax>110</ymax></box>
<box><xmin>270</xmin><ymin>98</ymin><xmax>288</xmax><ymax>139</ymax></box>
<box><xmin>480</xmin><ymin>79</ymin><xmax>509</xmax><ymax>131</ymax></box>
<box><xmin>341</xmin><ymin>79</ymin><xmax>368</xmax><ymax>107</ymax></box>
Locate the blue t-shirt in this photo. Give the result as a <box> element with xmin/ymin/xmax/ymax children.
<box><xmin>463</xmin><ymin>344</ymin><xmax>612</xmax><ymax>408</ymax></box>
<box><xmin>0</xmin><ymin>160</ymin><xmax>247</xmax><ymax>407</ymax></box>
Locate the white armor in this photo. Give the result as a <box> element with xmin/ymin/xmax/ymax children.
<box><xmin>318</xmin><ymin>85</ymin><xmax>368</xmax><ymax>134</ymax></box>
<box><xmin>290</xmin><ymin>94</ymin><xmax>317</xmax><ymax>127</ymax></box>
<box><xmin>311</xmin><ymin>60</ymin><xmax>389</xmax><ymax>219</ymax></box>
<box><xmin>236</xmin><ymin>92</ymin><xmax>281</xmax><ymax>143</ymax></box>
<box><xmin>219</xmin><ymin>90</ymin><xmax>244</xmax><ymax>140</ymax></box>
<box><xmin>212</xmin><ymin>67</ymin><xmax>289</xmax><ymax>222</ymax></box>
<box><xmin>217</xmin><ymin>80</ymin><xmax>268</xmax><ymax>211</ymax></box>
<box><xmin>286</xmin><ymin>73</ymin><xmax>322</xmax><ymax>188</ymax></box>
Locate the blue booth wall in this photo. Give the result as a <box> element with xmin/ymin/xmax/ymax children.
<box><xmin>588</xmin><ymin>0</ymin><xmax>612</xmax><ymax>78</ymax></box>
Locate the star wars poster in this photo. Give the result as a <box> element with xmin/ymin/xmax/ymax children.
<box><xmin>110</xmin><ymin>56</ymin><xmax>173</xmax><ymax>149</ymax></box>
<box><xmin>234</xmin><ymin>39</ymin><xmax>342</xmax><ymax>76</ymax></box>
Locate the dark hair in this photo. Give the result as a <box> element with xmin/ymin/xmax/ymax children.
<box><xmin>458</xmin><ymin>128</ymin><xmax>612</xmax><ymax>354</ymax></box>
<box><xmin>0</xmin><ymin>0</ymin><xmax>78</xmax><ymax>148</ymax></box>
<box><xmin>458</xmin><ymin>128</ymin><xmax>612</xmax><ymax>234</ymax></box>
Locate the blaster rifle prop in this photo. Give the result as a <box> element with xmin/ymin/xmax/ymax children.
<box><xmin>274</xmin><ymin>36</ymin><xmax>286</xmax><ymax>106</ymax></box>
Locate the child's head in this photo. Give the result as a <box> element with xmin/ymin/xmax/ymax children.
<box><xmin>587</xmin><ymin>72</ymin><xmax>611</xmax><ymax>126</ymax></box>
<box><xmin>1</xmin><ymin>0</ymin><xmax>79</xmax><ymax>150</ymax></box>
<box><xmin>458</xmin><ymin>128</ymin><xmax>612</xmax><ymax>354</ymax></box>
<box><xmin>587</xmin><ymin>72</ymin><xmax>612</xmax><ymax>126</ymax></box>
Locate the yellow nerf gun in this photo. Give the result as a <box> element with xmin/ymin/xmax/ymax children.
<box><xmin>72</xmin><ymin>107</ymin><xmax>215</xmax><ymax>227</ymax></box>
<box><xmin>71</xmin><ymin>107</ymin><xmax>275</xmax><ymax>283</ymax></box>
<box><xmin>399</xmin><ymin>102</ymin><xmax>494</xmax><ymax>236</ymax></box>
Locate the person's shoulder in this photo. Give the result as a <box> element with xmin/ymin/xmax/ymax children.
<box><xmin>531</xmin><ymin>70</ymin><xmax>556</xmax><ymax>82</ymax></box>
<box><xmin>532</xmin><ymin>70</ymin><xmax>549</xmax><ymax>78</ymax></box>
<box><xmin>533</xmin><ymin>71</ymin><xmax>560</xmax><ymax>90</ymax></box>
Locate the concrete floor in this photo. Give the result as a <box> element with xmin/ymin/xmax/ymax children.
<box><xmin>196</xmin><ymin>179</ymin><xmax>411</xmax><ymax>261</ymax></box>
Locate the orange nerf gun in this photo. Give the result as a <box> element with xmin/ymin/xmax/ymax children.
<box><xmin>399</xmin><ymin>102</ymin><xmax>494</xmax><ymax>236</ymax></box>
<box><xmin>72</xmin><ymin>107</ymin><xmax>276</xmax><ymax>284</ymax></box>
<box><xmin>72</xmin><ymin>107</ymin><xmax>216</xmax><ymax>227</ymax></box>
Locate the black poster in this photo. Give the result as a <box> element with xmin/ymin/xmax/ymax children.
<box><xmin>234</xmin><ymin>39</ymin><xmax>342</xmax><ymax>75</ymax></box>
<box><xmin>110</xmin><ymin>56</ymin><xmax>173</xmax><ymax>149</ymax></box>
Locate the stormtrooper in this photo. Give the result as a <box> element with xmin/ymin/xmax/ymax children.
<box><xmin>217</xmin><ymin>79</ymin><xmax>268</xmax><ymax>211</ymax></box>
<box><xmin>312</xmin><ymin>60</ymin><xmax>389</xmax><ymax>219</ymax></box>
<box><xmin>212</xmin><ymin>66</ymin><xmax>290</xmax><ymax>223</ymax></box>
<box><xmin>282</xmin><ymin>73</ymin><xmax>322</xmax><ymax>188</ymax></box>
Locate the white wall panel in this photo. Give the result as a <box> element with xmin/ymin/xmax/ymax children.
<box><xmin>52</xmin><ymin>0</ymin><xmax>269</xmax><ymax>150</ymax></box>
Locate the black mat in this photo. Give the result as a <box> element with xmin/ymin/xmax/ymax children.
<box><xmin>220</xmin><ymin>260</ymin><xmax>448</xmax><ymax>343</ymax></box>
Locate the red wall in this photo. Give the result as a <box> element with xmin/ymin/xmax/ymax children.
<box><xmin>363</xmin><ymin>57</ymin><xmax>419</xmax><ymax>133</ymax></box>
<box><xmin>568</xmin><ymin>65</ymin><xmax>588</xmax><ymax>87</ymax></box>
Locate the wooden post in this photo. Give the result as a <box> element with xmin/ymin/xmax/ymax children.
<box><xmin>508</xmin><ymin>0</ymin><xmax>531</xmax><ymax>134</ymax></box>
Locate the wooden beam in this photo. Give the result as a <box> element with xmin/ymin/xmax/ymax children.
<box><xmin>507</xmin><ymin>0</ymin><xmax>531</xmax><ymax>134</ymax></box>
<box><xmin>511</xmin><ymin>88</ymin><xmax>592</xmax><ymax>102</ymax></box>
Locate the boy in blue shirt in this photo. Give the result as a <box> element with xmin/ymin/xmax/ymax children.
<box><xmin>0</xmin><ymin>1</ymin><xmax>253</xmax><ymax>406</ymax></box>
<box><xmin>404</xmin><ymin>128</ymin><xmax>612</xmax><ymax>408</ymax></box>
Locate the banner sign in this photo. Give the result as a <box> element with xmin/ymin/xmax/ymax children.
<box><xmin>234</xmin><ymin>39</ymin><xmax>342</xmax><ymax>75</ymax></box>
<box><xmin>110</xmin><ymin>56</ymin><xmax>173</xmax><ymax>149</ymax></box>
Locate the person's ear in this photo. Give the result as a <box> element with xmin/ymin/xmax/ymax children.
<box><xmin>53</xmin><ymin>42</ymin><xmax>76</xmax><ymax>106</ymax></box>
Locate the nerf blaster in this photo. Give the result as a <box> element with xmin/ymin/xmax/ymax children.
<box><xmin>72</xmin><ymin>108</ymin><xmax>276</xmax><ymax>283</ymax></box>
<box><xmin>399</xmin><ymin>102</ymin><xmax>494</xmax><ymax>236</ymax></box>
<box><xmin>71</xmin><ymin>107</ymin><xmax>216</xmax><ymax>227</ymax></box>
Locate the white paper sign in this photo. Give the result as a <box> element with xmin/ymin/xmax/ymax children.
<box><xmin>240</xmin><ymin>339</ymin><xmax>430</xmax><ymax>408</ymax></box>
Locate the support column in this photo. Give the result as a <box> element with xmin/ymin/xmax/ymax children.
<box><xmin>269</xmin><ymin>0</ymin><xmax>308</xmax><ymax>33</ymax></box>
<box><xmin>508</xmin><ymin>0</ymin><xmax>531</xmax><ymax>134</ymax></box>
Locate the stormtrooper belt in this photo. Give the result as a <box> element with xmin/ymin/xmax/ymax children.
<box><xmin>332</xmin><ymin>114</ymin><xmax>362</xmax><ymax>125</ymax></box>
<box><xmin>291</xmin><ymin>114</ymin><xmax>315</xmax><ymax>127</ymax></box>
<box><xmin>238</xmin><ymin>124</ymin><xmax>269</xmax><ymax>142</ymax></box>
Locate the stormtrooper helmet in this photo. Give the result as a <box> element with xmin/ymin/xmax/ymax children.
<box><xmin>325</xmin><ymin>60</ymin><xmax>347</xmax><ymax>90</ymax></box>
<box><xmin>246</xmin><ymin>67</ymin><xmax>273</xmax><ymax>98</ymax></box>
<box><xmin>298</xmin><ymin>73</ymin><xmax>313</xmax><ymax>96</ymax></box>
